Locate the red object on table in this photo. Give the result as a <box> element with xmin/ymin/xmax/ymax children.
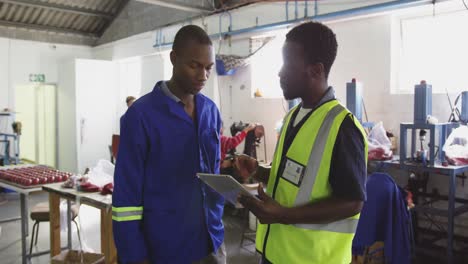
<box><xmin>101</xmin><ymin>183</ymin><xmax>114</xmax><ymax>195</ymax></box>
<box><xmin>0</xmin><ymin>166</ymin><xmax>72</xmax><ymax>187</ymax></box>
<box><xmin>80</xmin><ymin>182</ymin><xmax>101</xmax><ymax>192</ymax></box>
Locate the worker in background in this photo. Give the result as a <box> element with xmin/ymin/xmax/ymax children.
<box><xmin>113</xmin><ymin>25</ymin><xmax>225</xmax><ymax>264</ymax></box>
<box><xmin>220</xmin><ymin>122</ymin><xmax>256</xmax><ymax>167</ymax></box>
<box><xmin>239</xmin><ymin>21</ymin><xmax>368</xmax><ymax>264</ymax></box>
<box><xmin>126</xmin><ymin>96</ymin><xmax>136</xmax><ymax>107</ymax></box>
<box><xmin>220</xmin><ymin>122</ymin><xmax>256</xmax><ymax>184</ymax></box>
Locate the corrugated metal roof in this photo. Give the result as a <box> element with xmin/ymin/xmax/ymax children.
<box><xmin>0</xmin><ymin>0</ymin><xmax>242</xmax><ymax>45</ymax></box>
<box><xmin>0</xmin><ymin>0</ymin><xmax>129</xmax><ymax>38</ymax></box>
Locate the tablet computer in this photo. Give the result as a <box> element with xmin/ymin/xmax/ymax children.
<box><xmin>197</xmin><ymin>173</ymin><xmax>259</xmax><ymax>205</ymax></box>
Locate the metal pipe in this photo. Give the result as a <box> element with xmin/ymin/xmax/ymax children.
<box><xmin>285</xmin><ymin>0</ymin><xmax>289</xmax><ymax>21</ymax></box>
<box><xmin>154</xmin><ymin>0</ymin><xmax>447</xmax><ymax>48</ymax></box>
<box><xmin>0</xmin><ymin>216</ymin><xmax>21</xmax><ymax>224</ymax></box>
<box><xmin>155</xmin><ymin>30</ymin><xmax>159</xmax><ymax>49</ymax></box>
<box><xmin>135</xmin><ymin>0</ymin><xmax>212</xmax><ymax>13</ymax></box>
<box><xmin>448</xmin><ymin>171</ymin><xmax>456</xmax><ymax>263</ymax></box>
<box><xmin>0</xmin><ymin>133</ymin><xmax>17</xmax><ymax>137</ymax></box>
<box><xmin>219</xmin><ymin>11</ymin><xmax>233</xmax><ymax>35</ymax></box>
<box><xmin>67</xmin><ymin>200</ymin><xmax>72</xmax><ymax>250</ymax></box>
<box><xmin>304</xmin><ymin>0</ymin><xmax>308</xmax><ymax>17</ymax></box>
<box><xmin>315</xmin><ymin>0</ymin><xmax>318</xmax><ymax>16</ymax></box>
<box><xmin>20</xmin><ymin>194</ymin><xmax>27</xmax><ymax>264</ymax></box>
<box><xmin>295</xmin><ymin>0</ymin><xmax>298</xmax><ymax>19</ymax></box>
<box><xmin>155</xmin><ymin>29</ymin><xmax>163</xmax><ymax>48</ymax></box>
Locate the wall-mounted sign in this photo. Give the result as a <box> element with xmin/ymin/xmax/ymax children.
<box><xmin>29</xmin><ymin>74</ymin><xmax>45</xmax><ymax>83</ymax></box>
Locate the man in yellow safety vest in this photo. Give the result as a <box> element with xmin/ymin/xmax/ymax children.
<box><xmin>239</xmin><ymin>21</ymin><xmax>368</xmax><ymax>264</ymax></box>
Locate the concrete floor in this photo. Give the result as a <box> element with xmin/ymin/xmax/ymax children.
<box><xmin>0</xmin><ymin>192</ymin><xmax>260</xmax><ymax>264</ymax></box>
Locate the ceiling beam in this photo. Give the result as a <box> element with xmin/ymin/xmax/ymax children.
<box><xmin>98</xmin><ymin>0</ymin><xmax>130</xmax><ymax>36</ymax></box>
<box><xmin>0</xmin><ymin>0</ymin><xmax>114</xmax><ymax>20</ymax></box>
<box><xmin>134</xmin><ymin>0</ymin><xmax>213</xmax><ymax>13</ymax></box>
<box><xmin>0</xmin><ymin>19</ymin><xmax>99</xmax><ymax>38</ymax></box>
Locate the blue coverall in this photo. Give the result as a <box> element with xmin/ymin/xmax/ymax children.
<box><xmin>112</xmin><ymin>81</ymin><xmax>224</xmax><ymax>263</ymax></box>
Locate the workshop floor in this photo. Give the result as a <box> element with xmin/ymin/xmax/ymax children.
<box><xmin>0</xmin><ymin>192</ymin><xmax>260</xmax><ymax>264</ymax></box>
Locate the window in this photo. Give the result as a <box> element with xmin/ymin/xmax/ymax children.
<box><xmin>395</xmin><ymin>11</ymin><xmax>468</xmax><ymax>94</ymax></box>
<box><xmin>250</xmin><ymin>30</ymin><xmax>287</xmax><ymax>98</ymax></box>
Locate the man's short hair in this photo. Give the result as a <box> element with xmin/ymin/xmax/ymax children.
<box><xmin>286</xmin><ymin>21</ymin><xmax>338</xmax><ymax>78</ymax></box>
<box><xmin>172</xmin><ymin>25</ymin><xmax>212</xmax><ymax>53</ymax></box>
<box><xmin>126</xmin><ymin>96</ymin><xmax>136</xmax><ymax>104</ymax></box>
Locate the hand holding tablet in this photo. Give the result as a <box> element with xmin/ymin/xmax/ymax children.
<box><xmin>197</xmin><ymin>173</ymin><xmax>260</xmax><ymax>206</ymax></box>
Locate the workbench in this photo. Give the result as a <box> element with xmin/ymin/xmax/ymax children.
<box><xmin>0</xmin><ymin>179</ymin><xmax>43</xmax><ymax>264</ymax></box>
<box><xmin>42</xmin><ymin>183</ymin><xmax>116</xmax><ymax>264</ymax></box>
<box><xmin>0</xmin><ymin>165</ymin><xmax>74</xmax><ymax>264</ymax></box>
<box><xmin>372</xmin><ymin>156</ymin><xmax>468</xmax><ymax>263</ymax></box>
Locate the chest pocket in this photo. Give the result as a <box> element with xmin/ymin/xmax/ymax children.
<box><xmin>200</xmin><ymin>128</ymin><xmax>219</xmax><ymax>173</ymax></box>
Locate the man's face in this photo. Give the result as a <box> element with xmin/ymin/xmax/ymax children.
<box><xmin>127</xmin><ymin>99</ymin><xmax>135</xmax><ymax>108</ymax></box>
<box><xmin>278</xmin><ymin>41</ymin><xmax>308</xmax><ymax>100</ymax></box>
<box><xmin>172</xmin><ymin>40</ymin><xmax>215</xmax><ymax>95</ymax></box>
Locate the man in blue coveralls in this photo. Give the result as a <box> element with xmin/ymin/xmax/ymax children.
<box><xmin>112</xmin><ymin>25</ymin><xmax>225</xmax><ymax>264</ymax></box>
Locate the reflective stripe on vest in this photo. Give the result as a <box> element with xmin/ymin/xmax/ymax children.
<box><xmin>292</xmin><ymin>104</ymin><xmax>357</xmax><ymax>234</ymax></box>
<box><xmin>294</xmin><ymin>217</ymin><xmax>360</xmax><ymax>233</ymax></box>
<box><xmin>112</xmin><ymin>206</ymin><xmax>143</xmax><ymax>222</ymax></box>
<box><xmin>293</xmin><ymin>104</ymin><xmax>344</xmax><ymax>206</ymax></box>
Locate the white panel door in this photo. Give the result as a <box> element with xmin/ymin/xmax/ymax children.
<box><xmin>57</xmin><ymin>60</ymin><xmax>78</xmax><ymax>173</ymax></box>
<box><xmin>75</xmin><ymin>59</ymin><xmax>117</xmax><ymax>174</ymax></box>
<box><xmin>15</xmin><ymin>85</ymin><xmax>36</xmax><ymax>162</ymax></box>
<box><xmin>36</xmin><ymin>84</ymin><xmax>57</xmax><ymax>167</ymax></box>
<box><xmin>15</xmin><ymin>84</ymin><xmax>56</xmax><ymax>167</ymax></box>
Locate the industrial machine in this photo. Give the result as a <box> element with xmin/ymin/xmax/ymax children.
<box><xmin>447</xmin><ymin>90</ymin><xmax>468</xmax><ymax>125</ymax></box>
<box><xmin>346</xmin><ymin>78</ymin><xmax>363</xmax><ymax>122</ymax></box>
<box><xmin>413</xmin><ymin>81</ymin><xmax>432</xmax><ymax>125</ymax></box>
<box><xmin>346</xmin><ymin>78</ymin><xmax>374</xmax><ymax>128</ymax></box>
<box><xmin>462</xmin><ymin>91</ymin><xmax>468</xmax><ymax>124</ymax></box>
<box><xmin>399</xmin><ymin>81</ymin><xmax>458</xmax><ymax>166</ymax></box>
<box><xmin>415</xmin><ymin>130</ymin><xmax>428</xmax><ymax>165</ymax></box>
<box><xmin>0</xmin><ymin>111</ymin><xmax>21</xmax><ymax>165</ymax></box>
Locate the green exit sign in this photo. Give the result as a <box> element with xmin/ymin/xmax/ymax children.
<box><xmin>29</xmin><ymin>74</ymin><xmax>45</xmax><ymax>83</ymax></box>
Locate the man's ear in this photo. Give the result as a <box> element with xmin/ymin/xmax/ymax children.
<box><xmin>170</xmin><ymin>51</ymin><xmax>176</xmax><ymax>66</ymax></box>
<box><xmin>306</xmin><ymin>63</ymin><xmax>325</xmax><ymax>79</ymax></box>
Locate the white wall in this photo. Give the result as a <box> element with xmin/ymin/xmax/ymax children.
<box><xmin>88</xmin><ymin>1</ymin><xmax>462</xmax><ymax>164</ymax></box>
<box><xmin>0</xmin><ymin>38</ymin><xmax>91</xmax><ymax>170</ymax></box>
<box><xmin>0</xmin><ymin>39</ymin><xmax>10</xmax><ymax>110</ymax></box>
<box><xmin>91</xmin><ymin>0</ymin><xmax>398</xmax><ymax>61</ymax></box>
<box><xmin>217</xmin><ymin>65</ymin><xmax>285</xmax><ymax>163</ymax></box>
<box><xmin>93</xmin><ymin>32</ymin><xmax>156</xmax><ymax>61</ymax></box>
<box><xmin>88</xmin><ymin>0</ymin><xmax>433</xmax><ymax>163</ymax></box>
<box><xmin>216</xmin><ymin>12</ymin><xmax>468</xmax><ymax>216</ymax></box>
<box><xmin>329</xmin><ymin>15</ymin><xmax>456</xmax><ymax>142</ymax></box>
<box><xmin>330</xmin><ymin>16</ymin><xmax>392</xmax><ymax>131</ymax></box>
<box><xmin>0</xmin><ymin>38</ymin><xmax>92</xmax><ymax>110</ymax></box>
<box><xmin>217</xmin><ymin>15</ymin><xmax>452</xmax><ymax>163</ymax></box>
<box><xmin>328</xmin><ymin>14</ymin><xmax>468</xmax><ymax>233</ymax></box>
<box><xmin>3</xmin><ymin>1</ymin><xmax>463</xmax><ymax>187</ymax></box>
<box><xmin>141</xmin><ymin>53</ymin><xmax>168</xmax><ymax>96</ymax></box>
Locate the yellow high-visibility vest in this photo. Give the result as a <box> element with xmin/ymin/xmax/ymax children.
<box><xmin>256</xmin><ymin>100</ymin><xmax>368</xmax><ymax>264</ymax></box>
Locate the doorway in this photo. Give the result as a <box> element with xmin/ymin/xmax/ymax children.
<box><xmin>15</xmin><ymin>84</ymin><xmax>57</xmax><ymax>167</ymax></box>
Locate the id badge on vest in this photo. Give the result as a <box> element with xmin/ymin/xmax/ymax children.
<box><xmin>281</xmin><ymin>158</ymin><xmax>305</xmax><ymax>186</ymax></box>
